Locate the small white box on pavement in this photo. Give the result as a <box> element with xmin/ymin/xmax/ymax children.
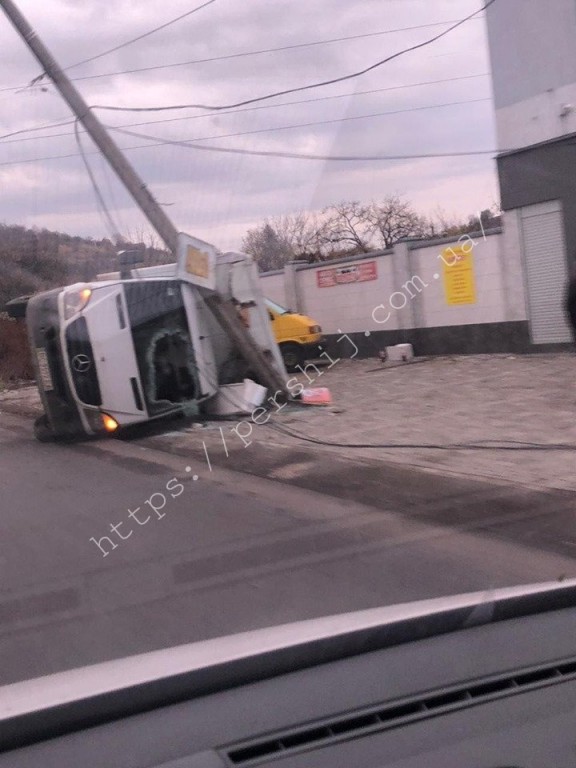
<box><xmin>385</xmin><ymin>343</ymin><xmax>414</xmax><ymax>362</ymax></box>
<box><xmin>207</xmin><ymin>379</ymin><xmax>267</xmax><ymax>415</ymax></box>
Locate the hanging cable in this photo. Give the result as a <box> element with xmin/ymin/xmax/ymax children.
<box><xmin>0</xmin><ymin>93</ymin><xmax>491</xmax><ymax>147</ymax></box>
<box><xmin>6</xmin><ymin>123</ymin><xmax>569</xmax><ymax>169</ymax></box>
<box><xmin>48</xmin><ymin>19</ymin><xmax>487</xmax><ymax>84</ymax></box>
<box><xmin>112</xmin><ymin>97</ymin><xmax>490</xmax><ymax>145</ymax></box>
<box><xmin>73</xmin><ymin>119</ymin><xmax>121</xmax><ymax>242</ymax></box>
<box><xmin>266</xmin><ymin>421</ymin><xmax>576</xmax><ymax>452</ymax></box>
<box><xmin>91</xmin><ymin>1</ymin><xmax>497</xmax><ymax>113</ymax></box>
<box><xmin>0</xmin><ymin>117</ymin><xmax>75</xmax><ymax>141</ymax></box>
<box><xmin>0</xmin><ymin>73</ymin><xmax>490</xmax><ymax>145</ymax></box>
<box><xmin>27</xmin><ymin>0</ymin><xmax>217</xmax><ymax>89</ymax></box>
<box><xmin>108</xmin><ymin>123</ymin><xmax>501</xmax><ymax>162</ymax></box>
<box><xmin>0</xmin><ymin>137</ymin><xmax>512</xmax><ymax>168</ymax></box>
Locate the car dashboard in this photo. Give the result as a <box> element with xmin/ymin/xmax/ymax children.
<box><xmin>1</xmin><ymin>583</ymin><xmax>576</xmax><ymax>768</ymax></box>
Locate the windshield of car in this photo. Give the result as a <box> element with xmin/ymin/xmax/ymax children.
<box><xmin>1</xmin><ymin>0</ymin><xmax>575</xmax><ymax>691</ymax></box>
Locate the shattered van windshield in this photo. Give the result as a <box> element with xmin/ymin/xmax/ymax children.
<box><xmin>1</xmin><ymin>0</ymin><xmax>576</xmax><ymax>693</ymax></box>
<box><xmin>123</xmin><ymin>281</ymin><xmax>199</xmax><ymax>414</ymax></box>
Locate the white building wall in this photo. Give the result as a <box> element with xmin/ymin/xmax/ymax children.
<box><xmin>495</xmin><ymin>82</ymin><xmax>576</xmax><ymax>149</ymax></box>
<box><xmin>487</xmin><ymin>0</ymin><xmax>576</xmax><ymax>149</ymax></box>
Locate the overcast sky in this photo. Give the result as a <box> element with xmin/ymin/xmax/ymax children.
<box><xmin>0</xmin><ymin>0</ymin><xmax>498</xmax><ymax>250</ymax></box>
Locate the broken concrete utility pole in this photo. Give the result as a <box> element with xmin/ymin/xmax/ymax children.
<box><xmin>0</xmin><ymin>0</ymin><xmax>289</xmax><ymax>397</ymax></box>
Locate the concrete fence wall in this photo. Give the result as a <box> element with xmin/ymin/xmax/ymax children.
<box><xmin>411</xmin><ymin>232</ymin><xmax>506</xmax><ymax>329</ymax></box>
<box><xmin>298</xmin><ymin>250</ymin><xmax>399</xmax><ymax>334</ymax></box>
<box><xmin>259</xmin><ymin>228</ymin><xmax>532</xmax><ymax>357</ymax></box>
<box><xmin>258</xmin><ymin>270</ymin><xmax>284</xmax><ymax>306</ymax></box>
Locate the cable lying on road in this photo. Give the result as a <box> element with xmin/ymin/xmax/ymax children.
<box><xmin>267</xmin><ymin>422</ymin><xmax>576</xmax><ymax>451</ymax></box>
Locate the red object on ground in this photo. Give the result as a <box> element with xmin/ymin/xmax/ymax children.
<box><xmin>301</xmin><ymin>387</ymin><xmax>332</xmax><ymax>405</ymax></box>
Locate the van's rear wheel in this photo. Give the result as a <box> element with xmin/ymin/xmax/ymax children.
<box><xmin>280</xmin><ymin>342</ymin><xmax>304</xmax><ymax>372</ymax></box>
<box><xmin>34</xmin><ymin>414</ymin><xmax>56</xmax><ymax>443</ymax></box>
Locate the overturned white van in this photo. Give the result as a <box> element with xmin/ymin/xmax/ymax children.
<box><xmin>25</xmin><ymin>239</ymin><xmax>287</xmax><ymax>442</ymax></box>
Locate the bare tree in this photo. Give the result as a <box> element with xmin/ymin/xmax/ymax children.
<box><xmin>271</xmin><ymin>211</ymin><xmax>328</xmax><ymax>261</ymax></box>
<box><xmin>321</xmin><ymin>201</ymin><xmax>373</xmax><ymax>254</ymax></box>
<box><xmin>242</xmin><ymin>221</ymin><xmax>294</xmax><ymax>272</ymax></box>
<box><xmin>146</xmin><ymin>230</ymin><xmax>161</xmax><ymax>250</ymax></box>
<box><xmin>428</xmin><ymin>204</ymin><xmax>502</xmax><ymax>238</ymax></box>
<box><xmin>241</xmin><ymin>195</ymin><xmax>502</xmax><ymax>272</ymax></box>
<box><xmin>367</xmin><ymin>195</ymin><xmax>427</xmax><ymax>249</ymax></box>
<box><xmin>467</xmin><ymin>206</ymin><xmax>502</xmax><ymax>232</ymax></box>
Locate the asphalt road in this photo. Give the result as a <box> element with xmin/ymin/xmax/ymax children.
<box><xmin>1</xmin><ymin>411</ymin><xmax>575</xmax><ymax>686</ymax></box>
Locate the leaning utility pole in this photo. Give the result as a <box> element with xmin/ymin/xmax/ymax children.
<box><xmin>1</xmin><ymin>0</ymin><xmax>289</xmax><ymax>396</ymax></box>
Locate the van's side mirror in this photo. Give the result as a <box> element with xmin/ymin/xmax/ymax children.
<box><xmin>4</xmin><ymin>295</ymin><xmax>31</xmax><ymax>319</ymax></box>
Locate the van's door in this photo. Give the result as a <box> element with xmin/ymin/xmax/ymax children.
<box><xmin>76</xmin><ymin>284</ymin><xmax>146</xmax><ymax>420</ymax></box>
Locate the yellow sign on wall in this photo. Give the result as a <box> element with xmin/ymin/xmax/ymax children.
<box><xmin>441</xmin><ymin>245</ymin><xmax>477</xmax><ymax>305</ymax></box>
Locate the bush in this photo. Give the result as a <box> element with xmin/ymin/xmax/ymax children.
<box><xmin>0</xmin><ymin>313</ymin><xmax>34</xmax><ymax>384</ymax></box>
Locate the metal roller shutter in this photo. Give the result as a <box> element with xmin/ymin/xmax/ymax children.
<box><xmin>521</xmin><ymin>201</ymin><xmax>572</xmax><ymax>344</ymax></box>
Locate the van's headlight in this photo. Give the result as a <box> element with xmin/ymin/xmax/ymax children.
<box><xmin>64</xmin><ymin>286</ymin><xmax>92</xmax><ymax>319</ymax></box>
<box><xmin>101</xmin><ymin>413</ymin><xmax>119</xmax><ymax>433</ymax></box>
<box><xmin>309</xmin><ymin>325</ymin><xmax>321</xmax><ymax>334</ymax></box>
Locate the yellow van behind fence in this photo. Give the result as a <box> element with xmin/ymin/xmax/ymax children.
<box><xmin>265</xmin><ymin>298</ymin><xmax>323</xmax><ymax>371</ymax></box>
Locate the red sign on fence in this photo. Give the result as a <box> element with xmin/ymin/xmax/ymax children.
<box><xmin>316</xmin><ymin>261</ymin><xmax>377</xmax><ymax>288</ymax></box>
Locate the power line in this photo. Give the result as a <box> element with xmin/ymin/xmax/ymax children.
<box><xmin>30</xmin><ymin>0</ymin><xmax>216</xmax><ymax>84</ymax></box>
<box><xmin>92</xmin><ymin>1</ymin><xmax>496</xmax><ymax>114</ymax></box>
<box><xmin>267</xmin><ymin>422</ymin><xmax>576</xmax><ymax>452</ymax></box>
<box><xmin>74</xmin><ymin>119</ymin><xmax>121</xmax><ymax>241</ymax></box>
<box><xmin>0</xmin><ymin>117</ymin><xmax>75</xmax><ymax>141</ymax></box>
<box><xmin>0</xmin><ymin>73</ymin><xmax>489</xmax><ymax>144</ymax></box>
<box><xmin>109</xmin><ymin>97</ymin><xmax>491</xmax><ymax>147</ymax></box>
<box><xmin>99</xmin><ymin>153</ymin><xmax>131</xmax><ymax>236</ymax></box>
<box><xmin>0</xmin><ymin>87</ymin><xmax>491</xmax><ymax>146</ymax></box>
<box><xmin>108</xmin><ymin>124</ymin><xmax>501</xmax><ymax>162</ymax></box>
<box><xmin>0</xmin><ymin>98</ymin><xmax>503</xmax><ymax>168</ymax></box>
<box><xmin>56</xmin><ymin>19</ymin><xmax>487</xmax><ymax>83</ymax></box>
<box><xmin>0</xmin><ymin>97</ymin><xmax>502</xmax><ymax>168</ymax></box>
<box><xmin>0</xmin><ymin>138</ymin><xmax>502</xmax><ymax>169</ymax></box>
<box><xmin>123</xmin><ymin>73</ymin><xmax>490</xmax><ymax>128</ymax></box>
<box><xmin>0</xmin><ymin>149</ymin><xmax>136</xmax><ymax>167</ymax></box>
<box><xmin>16</xmin><ymin>127</ymin><xmax>572</xmax><ymax>168</ymax></box>
<box><xmin>0</xmin><ymin>18</ymin><xmax>485</xmax><ymax>94</ymax></box>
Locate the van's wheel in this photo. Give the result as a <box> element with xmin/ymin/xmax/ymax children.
<box><xmin>34</xmin><ymin>414</ymin><xmax>56</xmax><ymax>443</ymax></box>
<box><xmin>280</xmin><ymin>342</ymin><xmax>304</xmax><ymax>372</ymax></box>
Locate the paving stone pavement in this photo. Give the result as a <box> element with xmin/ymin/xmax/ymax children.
<box><xmin>258</xmin><ymin>353</ymin><xmax>576</xmax><ymax>492</ymax></box>
<box><xmin>2</xmin><ymin>353</ymin><xmax>576</xmax><ymax>492</ymax></box>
